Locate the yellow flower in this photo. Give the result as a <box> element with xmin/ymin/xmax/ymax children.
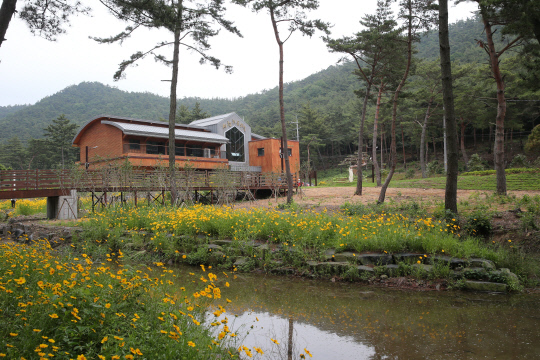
<box><xmin>187</xmin><ymin>341</ymin><xmax>196</xmax><ymax>347</ymax></box>
<box><xmin>271</xmin><ymin>338</ymin><xmax>279</xmax><ymax>344</ymax></box>
<box><xmin>305</xmin><ymin>348</ymin><xmax>313</xmax><ymax>357</ymax></box>
<box><xmin>9</xmin><ymin>333</ymin><xmax>18</xmax><ymax>336</ymax></box>
<box><xmin>105</xmin><ymin>303</ymin><xmax>111</xmax><ymax>309</ymax></box>
<box><xmin>77</xmin><ymin>355</ymin><xmax>87</xmax><ymax>360</ymax></box>
<box><xmin>49</xmin><ymin>314</ymin><xmax>59</xmax><ymax>318</ymax></box>
<box><xmin>101</xmin><ymin>336</ymin><xmax>108</xmax><ymax>343</ymax></box>
<box><xmin>14</xmin><ymin>277</ymin><xmax>26</xmax><ymax>285</ymax></box>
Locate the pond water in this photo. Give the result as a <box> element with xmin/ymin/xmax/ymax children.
<box><xmin>177</xmin><ymin>266</ymin><xmax>540</xmax><ymax>359</ymax></box>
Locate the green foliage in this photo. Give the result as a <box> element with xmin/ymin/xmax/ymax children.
<box><xmin>405</xmin><ymin>168</ymin><xmax>416</xmax><ymax>179</ymax></box>
<box><xmin>463</xmin><ymin>209</ymin><xmax>493</xmax><ymax>238</ymax></box>
<box><xmin>467</xmin><ymin>153</ymin><xmax>487</xmax><ymax>172</ymax></box>
<box><xmin>509</xmin><ymin>154</ymin><xmax>530</xmax><ymax>168</ymax></box>
<box><xmin>525</xmin><ymin>124</ymin><xmax>540</xmax><ymax>155</ymax></box>
<box><xmin>426</xmin><ymin>161</ymin><xmax>443</xmax><ymax>176</ymax></box>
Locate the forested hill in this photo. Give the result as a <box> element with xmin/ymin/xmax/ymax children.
<box><xmin>417</xmin><ymin>16</ymin><xmax>486</xmax><ymax>63</ymax></box>
<box><xmin>0</xmin><ymin>16</ymin><xmax>488</xmax><ymax>143</ymax></box>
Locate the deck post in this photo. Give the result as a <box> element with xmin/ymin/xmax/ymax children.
<box><xmin>134</xmin><ymin>191</ymin><xmax>138</xmax><ymax>207</ymax></box>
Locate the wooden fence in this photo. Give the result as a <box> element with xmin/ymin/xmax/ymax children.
<box><xmin>0</xmin><ymin>169</ymin><xmax>291</xmax><ymax>199</ymax></box>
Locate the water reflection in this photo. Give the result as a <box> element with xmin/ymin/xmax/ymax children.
<box><xmin>176</xmin><ymin>266</ymin><xmax>540</xmax><ymax>359</ymax></box>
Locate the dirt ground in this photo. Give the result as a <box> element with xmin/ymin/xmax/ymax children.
<box><xmin>239</xmin><ymin>186</ymin><xmax>540</xmax><ymax>212</ymax></box>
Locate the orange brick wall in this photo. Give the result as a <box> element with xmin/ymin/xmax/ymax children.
<box><xmin>77</xmin><ymin>121</ymin><xmax>124</xmax><ymax>163</ymax></box>
<box><xmin>249</xmin><ymin>139</ymin><xmax>300</xmax><ymax>175</ymax></box>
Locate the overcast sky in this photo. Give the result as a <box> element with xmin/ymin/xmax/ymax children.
<box><xmin>0</xmin><ymin>0</ymin><xmax>479</xmax><ymax>107</ymax></box>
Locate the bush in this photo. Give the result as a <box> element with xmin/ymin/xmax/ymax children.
<box><xmin>427</xmin><ymin>161</ymin><xmax>443</xmax><ymax>176</ymax></box>
<box><xmin>463</xmin><ymin>209</ymin><xmax>493</xmax><ymax>238</ymax></box>
<box><xmin>405</xmin><ymin>168</ymin><xmax>416</xmax><ymax>179</ymax></box>
<box><xmin>509</xmin><ymin>154</ymin><xmax>530</xmax><ymax>168</ymax></box>
<box><xmin>467</xmin><ymin>154</ymin><xmax>486</xmax><ymax>172</ymax></box>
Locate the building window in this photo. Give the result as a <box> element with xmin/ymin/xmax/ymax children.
<box><xmin>225</xmin><ymin>127</ymin><xmax>245</xmax><ymax>162</ymax></box>
<box><xmin>257</xmin><ymin>148</ymin><xmax>265</xmax><ymax>156</ymax></box>
<box><xmin>129</xmin><ymin>139</ymin><xmax>140</xmax><ymax>151</ymax></box>
<box><xmin>175</xmin><ymin>145</ymin><xmax>185</xmax><ymax>156</ymax></box>
<box><xmin>146</xmin><ymin>141</ymin><xmax>166</xmax><ymax>155</ymax></box>
<box><xmin>280</xmin><ymin>148</ymin><xmax>292</xmax><ymax>157</ymax></box>
<box><xmin>187</xmin><ymin>145</ymin><xmax>203</xmax><ymax>157</ymax></box>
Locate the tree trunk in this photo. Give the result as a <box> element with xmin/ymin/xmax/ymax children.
<box><xmin>380</xmin><ymin>125</ymin><xmax>384</xmax><ymax>171</ymax></box>
<box><xmin>270</xmin><ymin>8</ymin><xmax>294</xmax><ymax>203</ymax></box>
<box><xmin>355</xmin><ymin>79</ymin><xmax>373</xmax><ymax>196</ymax></box>
<box><xmin>481</xmin><ymin>7</ymin><xmax>507</xmax><ymax>195</ymax></box>
<box><xmin>378</xmin><ymin>2</ymin><xmax>413</xmax><ymax>204</ymax></box>
<box><xmin>460</xmin><ymin>118</ymin><xmax>469</xmax><ymax>171</ymax></box>
<box><xmin>473</xmin><ymin>127</ymin><xmax>477</xmax><ymax>149</ymax></box>
<box><xmin>373</xmin><ymin>83</ymin><xmax>383</xmax><ymax>186</ymax></box>
<box><xmin>401</xmin><ymin>123</ymin><xmax>406</xmax><ymax>170</ymax></box>
<box><xmin>420</xmin><ymin>100</ymin><xmax>433</xmax><ymax>178</ymax></box>
<box><xmin>168</xmin><ymin>26</ymin><xmax>181</xmax><ymax>205</ymax></box>
<box><xmin>0</xmin><ymin>0</ymin><xmax>17</xmax><ymax>48</ymax></box>
<box><xmin>440</xmin><ymin>0</ymin><xmax>459</xmax><ymax>214</ymax></box>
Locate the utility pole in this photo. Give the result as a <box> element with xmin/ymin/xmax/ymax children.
<box><xmin>290</xmin><ymin>116</ymin><xmax>300</xmax><ymax>141</ymax></box>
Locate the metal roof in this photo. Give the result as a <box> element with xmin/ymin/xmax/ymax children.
<box><xmin>102</xmin><ymin>121</ymin><xmax>229</xmax><ymax>144</ymax></box>
<box><xmin>189</xmin><ymin>112</ymin><xmax>237</xmax><ymax>127</ymax></box>
<box><xmin>251</xmin><ymin>133</ymin><xmax>266</xmax><ymax>140</ymax></box>
<box><xmin>72</xmin><ymin>115</ymin><xmax>208</xmax><ymax>145</ymax></box>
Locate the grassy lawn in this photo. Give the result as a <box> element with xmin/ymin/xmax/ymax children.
<box><xmin>317</xmin><ymin>168</ymin><xmax>540</xmax><ymax>191</ymax></box>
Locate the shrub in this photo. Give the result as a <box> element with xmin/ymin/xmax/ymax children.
<box><xmin>509</xmin><ymin>154</ymin><xmax>530</xmax><ymax>168</ymax></box>
<box><xmin>463</xmin><ymin>209</ymin><xmax>493</xmax><ymax>238</ymax></box>
<box><xmin>405</xmin><ymin>168</ymin><xmax>416</xmax><ymax>179</ymax></box>
<box><xmin>427</xmin><ymin>161</ymin><xmax>443</xmax><ymax>176</ymax></box>
<box><xmin>467</xmin><ymin>154</ymin><xmax>486</xmax><ymax>172</ymax></box>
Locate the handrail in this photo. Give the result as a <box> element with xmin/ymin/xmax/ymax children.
<box><xmin>0</xmin><ymin>169</ymin><xmax>291</xmax><ymax>194</ymax></box>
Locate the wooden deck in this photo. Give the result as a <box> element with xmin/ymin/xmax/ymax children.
<box><xmin>0</xmin><ymin>169</ymin><xmax>292</xmax><ymax>200</ymax></box>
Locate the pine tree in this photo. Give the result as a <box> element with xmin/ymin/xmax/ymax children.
<box><xmin>325</xmin><ymin>0</ymin><xmax>400</xmax><ymax>195</ymax></box>
<box><xmin>94</xmin><ymin>0</ymin><xmax>241</xmax><ymax>204</ymax></box>
<box><xmin>43</xmin><ymin>114</ymin><xmax>79</xmax><ymax>169</ymax></box>
<box><xmin>232</xmin><ymin>0</ymin><xmax>329</xmax><ymax>204</ymax></box>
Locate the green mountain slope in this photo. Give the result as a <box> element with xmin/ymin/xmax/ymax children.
<box><xmin>0</xmin><ymin>16</ymin><xmax>491</xmax><ymax>143</ymax></box>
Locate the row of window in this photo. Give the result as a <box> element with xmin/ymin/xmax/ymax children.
<box><xmin>128</xmin><ymin>140</ymin><xmax>214</xmax><ymax>157</ymax></box>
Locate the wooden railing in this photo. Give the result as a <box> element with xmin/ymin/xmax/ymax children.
<box><xmin>0</xmin><ymin>169</ymin><xmax>291</xmax><ymax>196</ymax></box>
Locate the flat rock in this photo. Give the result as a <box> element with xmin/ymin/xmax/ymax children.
<box><xmin>463</xmin><ymin>281</ymin><xmax>507</xmax><ymax>292</ymax></box>
<box><xmin>333</xmin><ymin>252</ymin><xmax>356</xmax><ymax>262</ymax></box>
<box><xmin>469</xmin><ymin>258</ymin><xmax>496</xmax><ymax>270</ymax></box>
<box><xmin>393</xmin><ymin>253</ymin><xmax>425</xmax><ymax>264</ymax></box>
<box><xmin>357</xmin><ymin>254</ymin><xmax>393</xmax><ymax>266</ymax></box>
<box><xmin>234</xmin><ymin>257</ymin><xmax>249</xmax><ymax>266</ymax></box>
<box><xmin>427</xmin><ymin>256</ymin><xmax>466</xmax><ymax>269</ymax></box>
<box><xmin>383</xmin><ymin>264</ymin><xmax>401</xmax><ymax>276</ymax></box>
<box><xmin>462</xmin><ymin>267</ymin><xmax>489</xmax><ymax>279</ymax></box>
<box><xmin>212</xmin><ymin>239</ymin><xmax>234</xmax><ymax>246</ymax></box>
<box><xmin>205</xmin><ymin>244</ymin><xmax>223</xmax><ymax>251</ymax></box>
<box><xmin>357</xmin><ymin>265</ymin><xmax>375</xmax><ymax>273</ymax></box>
<box><xmin>412</xmin><ymin>263</ymin><xmax>433</xmax><ymax>273</ymax></box>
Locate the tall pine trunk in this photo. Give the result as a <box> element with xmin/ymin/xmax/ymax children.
<box><xmin>420</xmin><ymin>100</ymin><xmax>433</xmax><ymax>178</ymax></box>
<box><xmin>355</xmin><ymin>80</ymin><xmax>373</xmax><ymax>195</ymax></box>
<box><xmin>460</xmin><ymin>118</ymin><xmax>469</xmax><ymax>171</ymax></box>
<box><xmin>440</xmin><ymin>0</ymin><xmax>458</xmax><ymax>214</ymax></box>
<box><xmin>168</xmin><ymin>22</ymin><xmax>181</xmax><ymax>205</ymax></box>
<box><xmin>378</xmin><ymin>3</ymin><xmax>413</xmax><ymax>204</ymax></box>
<box><xmin>481</xmin><ymin>7</ymin><xmax>507</xmax><ymax>195</ymax></box>
<box><xmin>270</xmin><ymin>9</ymin><xmax>294</xmax><ymax>203</ymax></box>
<box><xmin>373</xmin><ymin>82</ymin><xmax>383</xmax><ymax>186</ymax></box>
